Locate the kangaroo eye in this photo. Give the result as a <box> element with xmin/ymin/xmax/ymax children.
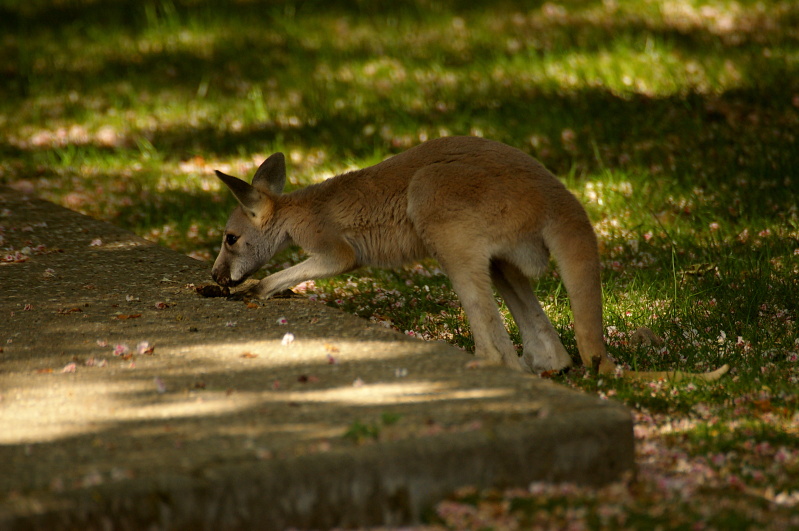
<box><xmin>225</xmin><ymin>234</ymin><xmax>239</xmax><ymax>246</ymax></box>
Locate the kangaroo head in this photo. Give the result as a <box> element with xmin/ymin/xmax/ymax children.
<box><xmin>212</xmin><ymin>152</ymin><xmax>288</xmax><ymax>287</ymax></box>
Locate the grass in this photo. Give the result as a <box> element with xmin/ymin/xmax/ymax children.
<box><xmin>2</xmin><ymin>0</ymin><xmax>799</xmax><ymax>528</ymax></box>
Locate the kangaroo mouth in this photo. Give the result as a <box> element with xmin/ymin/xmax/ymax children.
<box><xmin>212</xmin><ymin>272</ymin><xmax>245</xmax><ymax>288</ymax></box>
<box><xmin>218</xmin><ymin>277</ymin><xmax>247</xmax><ymax>289</ymax></box>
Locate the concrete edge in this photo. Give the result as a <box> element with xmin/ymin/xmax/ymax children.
<box><xmin>3</xmin><ymin>404</ymin><xmax>633</xmax><ymax>530</ymax></box>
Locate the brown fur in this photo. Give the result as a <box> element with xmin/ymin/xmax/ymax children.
<box><xmin>212</xmin><ymin>136</ymin><xmax>728</xmax><ymax>381</ymax></box>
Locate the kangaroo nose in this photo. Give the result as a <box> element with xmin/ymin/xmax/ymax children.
<box><xmin>211</xmin><ymin>266</ymin><xmax>230</xmax><ymax>287</ymax></box>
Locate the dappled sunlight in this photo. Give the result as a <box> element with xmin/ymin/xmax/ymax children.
<box><xmin>660</xmin><ymin>0</ymin><xmax>793</xmax><ymax>39</ymax></box>
<box><xmin>1</xmin><ymin>313</ymin><xmax>584</xmax><ymax>512</ymax></box>
<box><xmin>0</xmin><ymin>335</ymin><xmax>525</xmax><ymax>446</ymax></box>
<box><xmin>274</xmin><ymin>381</ymin><xmax>514</xmax><ymax>406</ymax></box>
<box><xmin>2</xmin><ymin>1</ymin><xmax>798</xmax><ymax>527</ymax></box>
<box><xmin>5</xmin><ymin>0</ymin><xmax>793</xmax><ymax>150</ymax></box>
<box><xmin>0</xmin><ymin>378</ymin><xmax>264</xmax><ymax>444</ymax></box>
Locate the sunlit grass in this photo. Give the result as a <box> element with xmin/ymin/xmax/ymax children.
<box><xmin>2</xmin><ymin>0</ymin><xmax>799</xmax><ymax>527</ymax></box>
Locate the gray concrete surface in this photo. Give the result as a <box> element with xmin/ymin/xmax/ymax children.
<box><xmin>0</xmin><ymin>186</ymin><xmax>634</xmax><ymax>530</ymax></box>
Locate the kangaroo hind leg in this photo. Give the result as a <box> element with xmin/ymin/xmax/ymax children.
<box><xmin>408</xmin><ymin>163</ymin><xmax>527</xmax><ymax>372</ymax></box>
<box><xmin>490</xmin><ymin>260</ymin><xmax>574</xmax><ymax>374</ymax></box>
<box><xmin>435</xmin><ymin>254</ymin><xmax>527</xmax><ymax>371</ymax></box>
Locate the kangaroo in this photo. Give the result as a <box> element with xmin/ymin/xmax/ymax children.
<box><xmin>212</xmin><ymin>136</ymin><xmax>729</xmax><ymax>381</ymax></box>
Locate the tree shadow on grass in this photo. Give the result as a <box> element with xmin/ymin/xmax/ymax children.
<box><xmin>1</xmin><ymin>0</ymin><xmax>798</xmax><ymax>254</ymax></box>
<box><xmin>3</xmin><ymin>0</ymin><xmax>797</xmax><ymax>166</ymax></box>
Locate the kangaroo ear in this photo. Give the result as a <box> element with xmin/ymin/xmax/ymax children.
<box><xmin>252</xmin><ymin>152</ymin><xmax>286</xmax><ymax>195</ymax></box>
<box><xmin>216</xmin><ymin>170</ymin><xmax>266</xmax><ymax>218</ymax></box>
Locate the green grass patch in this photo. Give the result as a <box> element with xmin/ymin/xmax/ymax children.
<box><xmin>2</xmin><ymin>0</ymin><xmax>799</xmax><ymax>528</ymax></box>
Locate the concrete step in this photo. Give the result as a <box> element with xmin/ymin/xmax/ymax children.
<box><xmin>0</xmin><ymin>187</ymin><xmax>633</xmax><ymax>530</ymax></box>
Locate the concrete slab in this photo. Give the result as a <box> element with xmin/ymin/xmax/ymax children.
<box><xmin>0</xmin><ymin>187</ymin><xmax>633</xmax><ymax>530</ymax></box>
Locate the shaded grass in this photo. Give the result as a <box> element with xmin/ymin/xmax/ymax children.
<box><xmin>2</xmin><ymin>0</ymin><xmax>799</xmax><ymax>528</ymax></box>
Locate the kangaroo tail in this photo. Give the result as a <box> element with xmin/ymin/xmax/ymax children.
<box><xmin>544</xmin><ymin>191</ymin><xmax>729</xmax><ymax>383</ymax></box>
<box><xmin>543</xmin><ymin>195</ymin><xmax>609</xmax><ymax>371</ymax></box>
<box><xmin>601</xmin><ymin>363</ymin><xmax>731</xmax><ymax>382</ymax></box>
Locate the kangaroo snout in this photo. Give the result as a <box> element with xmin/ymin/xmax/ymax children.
<box><xmin>211</xmin><ymin>265</ymin><xmax>228</xmax><ymax>287</ymax></box>
<box><xmin>212</xmin><ymin>270</ymin><xmax>245</xmax><ymax>288</ymax></box>
<box><xmin>211</xmin><ymin>263</ymin><xmax>240</xmax><ymax>288</ymax></box>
